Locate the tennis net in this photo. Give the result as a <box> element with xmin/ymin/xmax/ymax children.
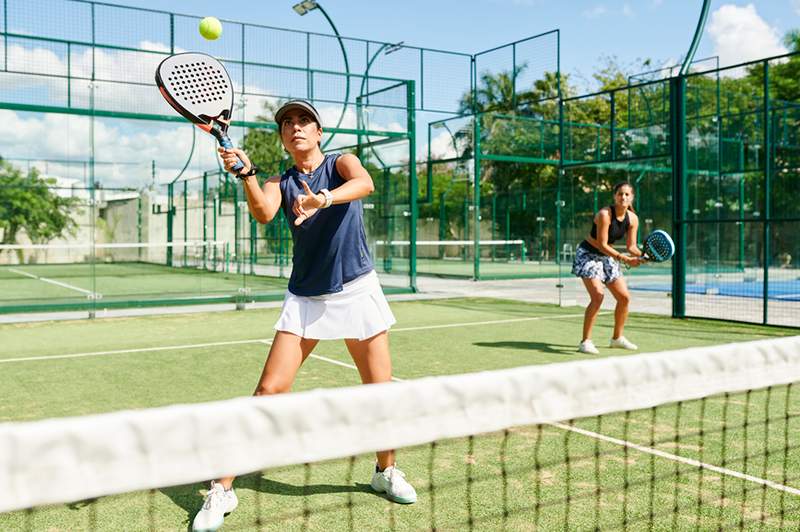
<box><xmin>1</xmin><ymin>336</ymin><xmax>799</xmax><ymax>530</ymax></box>
<box><xmin>373</xmin><ymin>239</ymin><xmax>527</xmax><ymax>262</ymax></box>
<box><xmin>0</xmin><ymin>241</ymin><xmax>229</xmax><ymax>275</ymax></box>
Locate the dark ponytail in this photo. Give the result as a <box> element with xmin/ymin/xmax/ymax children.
<box><xmin>613</xmin><ymin>181</ymin><xmax>635</xmax><ymax>213</ymax></box>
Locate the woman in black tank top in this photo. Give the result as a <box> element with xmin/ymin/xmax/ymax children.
<box><xmin>571</xmin><ymin>182</ymin><xmax>644</xmax><ymax>355</ymax></box>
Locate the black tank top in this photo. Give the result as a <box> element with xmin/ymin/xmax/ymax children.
<box><xmin>580</xmin><ymin>205</ymin><xmax>630</xmax><ymax>254</ymax></box>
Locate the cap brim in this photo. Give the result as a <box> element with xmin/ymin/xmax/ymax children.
<box><xmin>274</xmin><ymin>101</ymin><xmax>322</xmax><ymax>127</ymax></box>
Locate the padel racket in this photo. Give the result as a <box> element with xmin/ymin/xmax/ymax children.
<box><xmin>641</xmin><ymin>229</ymin><xmax>675</xmax><ymax>262</ymax></box>
<box><xmin>155</xmin><ymin>52</ymin><xmax>243</xmax><ymax>171</ymax></box>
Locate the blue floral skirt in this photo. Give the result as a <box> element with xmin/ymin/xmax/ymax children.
<box><xmin>571</xmin><ymin>245</ymin><xmax>622</xmax><ymax>284</ymax></box>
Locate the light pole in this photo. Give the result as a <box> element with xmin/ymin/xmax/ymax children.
<box><xmin>292</xmin><ymin>0</ymin><xmax>349</xmax><ymax>150</ymax></box>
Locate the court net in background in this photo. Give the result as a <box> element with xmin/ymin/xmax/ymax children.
<box><xmin>1</xmin><ymin>336</ymin><xmax>799</xmax><ymax>530</ymax></box>
<box><xmin>0</xmin><ymin>240</ymin><xmax>229</xmax><ymax>277</ymax></box>
<box><xmin>373</xmin><ymin>239</ymin><xmax>528</xmax><ymax>262</ymax></box>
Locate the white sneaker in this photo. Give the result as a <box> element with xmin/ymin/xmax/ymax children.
<box><xmin>578</xmin><ymin>340</ymin><xmax>600</xmax><ymax>354</ymax></box>
<box><xmin>610</xmin><ymin>336</ymin><xmax>638</xmax><ymax>350</ymax></box>
<box><xmin>370</xmin><ymin>464</ymin><xmax>417</xmax><ymax>504</ymax></box>
<box><xmin>192</xmin><ymin>481</ymin><xmax>238</xmax><ymax>532</ymax></box>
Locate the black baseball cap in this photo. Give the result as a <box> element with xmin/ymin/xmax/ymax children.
<box><xmin>274</xmin><ymin>99</ymin><xmax>322</xmax><ymax>127</ymax></box>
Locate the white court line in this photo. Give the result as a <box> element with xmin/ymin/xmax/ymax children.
<box><xmin>307</xmin><ymin>350</ymin><xmax>800</xmax><ymax>498</ymax></box>
<box><xmin>3</xmin><ymin>313</ymin><xmax>594</xmax><ymax>364</ymax></box>
<box><xmin>551</xmin><ymin>422</ymin><xmax>800</xmax><ymax>497</ymax></box>
<box><xmin>0</xmin><ymin>339</ymin><xmax>272</xmax><ymax>364</ymax></box>
<box><xmin>8</xmin><ymin>267</ymin><xmax>97</xmax><ymax>297</ymax></box>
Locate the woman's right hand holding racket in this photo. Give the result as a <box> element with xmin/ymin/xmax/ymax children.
<box><xmin>619</xmin><ymin>254</ymin><xmax>644</xmax><ymax>268</ymax></box>
<box><xmin>219</xmin><ymin>147</ymin><xmax>253</xmax><ymax>176</ymax></box>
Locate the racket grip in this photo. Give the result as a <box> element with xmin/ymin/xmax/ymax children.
<box><xmin>217</xmin><ymin>134</ymin><xmax>244</xmax><ymax>172</ymax></box>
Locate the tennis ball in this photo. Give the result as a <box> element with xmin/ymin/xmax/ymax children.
<box><xmin>199</xmin><ymin>17</ymin><xmax>222</xmax><ymax>40</ymax></box>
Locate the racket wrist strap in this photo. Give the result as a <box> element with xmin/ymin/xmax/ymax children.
<box><xmin>236</xmin><ymin>164</ymin><xmax>259</xmax><ymax>180</ymax></box>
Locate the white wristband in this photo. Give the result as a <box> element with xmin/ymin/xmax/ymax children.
<box><xmin>320</xmin><ymin>188</ymin><xmax>333</xmax><ymax>209</ymax></box>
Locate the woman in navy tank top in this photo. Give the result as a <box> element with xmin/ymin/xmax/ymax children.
<box><xmin>192</xmin><ymin>100</ymin><xmax>415</xmax><ymax>532</ymax></box>
<box><xmin>571</xmin><ymin>182</ymin><xmax>644</xmax><ymax>355</ymax></box>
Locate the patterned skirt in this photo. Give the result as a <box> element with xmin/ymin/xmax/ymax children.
<box><xmin>571</xmin><ymin>245</ymin><xmax>622</xmax><ymax>284</ymax></box>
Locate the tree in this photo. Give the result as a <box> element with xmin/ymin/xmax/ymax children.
<box><xmin>240</xmin><ymin>100</ymin><xmax>288</xmax><ymax>176</ymax></box>
<box><xmin>0</xmin><ymin>160</ymin><xmax>80</xmax><ymax>253</ymax></box>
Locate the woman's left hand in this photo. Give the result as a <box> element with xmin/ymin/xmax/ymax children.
<box><xmin>293</xmin><ymin>180</ymin><xmax>324</xmax><ymax>225</ymax></box>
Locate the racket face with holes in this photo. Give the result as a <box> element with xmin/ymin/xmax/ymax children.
<box><xmin>643</xmin><ymin>229</ymin><xmax>675</xmax><ymax>262</ymax></box>
<box><xmin>155</xmin><ymin>52</ymin><xmax>234</xmax><ymax>134</ymax></box>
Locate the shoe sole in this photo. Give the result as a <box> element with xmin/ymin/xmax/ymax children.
<box><xmin>383</xmin><ymin>492</ymin><xmax>417</xmax><ymax>504</ymax></box>
<box><xmin>371</xmin><ymin>483</ymin><xmax>416</xmax><ymax>504</ymax></box>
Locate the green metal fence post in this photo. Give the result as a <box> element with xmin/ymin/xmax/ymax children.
<box><xmin>183</xmin><ymin>180</ymin><xmax>188</xmax><ymax>266</ymax></box>
<box><xmin>473</xmin><ymin>113</ymin><xmax>481</xmax><ymax>280</ymax></box>
<box><xmin>202</xmin><ymin>171</ymin><xmax>208</xmax><ymax>267</ymax></box>
<box><xmin>167</xmin><ymin>182</ymin><xmax>174</xmax><ymax>266</ymax></box>
<box><xmin>670</xmin><ymin>76</ymin><xmax>687</xmax><ymax>318</ymax></box>
<box><xmin>762</xmin><ymin>61</ymin><xmax>771</xmax><ymax>324</ymax></box>
<box><xmin>407</xmin><ymin>80</ymin><xmax>417</xmax><ymax>292</ymax></box>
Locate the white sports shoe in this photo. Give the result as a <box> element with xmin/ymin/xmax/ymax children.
<box><xmin>370</xmin><ymin>464</ymin><xmax>417</xmax><ymax>504</ymax></box>
<box><xmin>192</xmin><ymin>481</ymin><xmax>238</xmax><ymax>532</ymax></box>
<box><xmin>578</xmin><ymin>339</ymin><xmax>600</xmax><ymax>354</ymax></box>
<box><xmin>609</xmin><ymin>336</ymin><xmax>638</xmax><ymax>350</ymax></box>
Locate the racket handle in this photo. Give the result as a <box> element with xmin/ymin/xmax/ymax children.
<box><xmin>214</xmin><ymin>131</ymin><xmax>244</xmax><ymax>172</ymax></box>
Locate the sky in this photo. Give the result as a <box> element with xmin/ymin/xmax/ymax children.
<box><xmin>3</xmin><ymin>0</ymin><xmax>799</xmax><ymax>187</ymax></box>
<box><xmin>116</xmin><ymin>0</ymin><xmax>799</xmax><ymax>89</ymax></box>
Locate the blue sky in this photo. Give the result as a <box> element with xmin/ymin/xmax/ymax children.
<box><xmin>115</xmin><ymin>0</ymin><xmax>799</xmax><ymax>89</ymax></box>
<box><xmin>3</xmin><ymin>1</ymin><xmax>798</xmax><ymax>186</ymax></box>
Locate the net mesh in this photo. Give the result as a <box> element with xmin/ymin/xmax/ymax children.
<box><xmin>1</xmin><ymin>336</ymin><xmax>799</xmax><ymax>529</ymax></box>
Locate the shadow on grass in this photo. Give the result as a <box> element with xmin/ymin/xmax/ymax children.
<box><xmin>473</xmin><ymin>341</ymin><xmax>578</xmax><ymax>354</ymax></box>
<box><xmin>160</xmin><ymin>472</ymin><xmax>376</xmax><ymax>530</ymax></box>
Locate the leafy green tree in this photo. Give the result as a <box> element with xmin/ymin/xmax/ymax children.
<box><xmin>0</xmin><ymin>160</ymin><xmax>80</xmax><ymax>253</ymax></box>
<box><xmin>240</xmin><ymin>100</ymin><xmax>287</xmax><ymax>176</ymax></box>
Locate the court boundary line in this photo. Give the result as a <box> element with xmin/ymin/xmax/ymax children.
<box><xmin>7</xmin><ymin>267</ymin><xmax>97</xmax><ymax>297</ymax></box>
<box><xmin>1</xmin><ymin>312</ymin><xmax>596</xmax><ymax>364</ymax></box>
<box><xmin>0</xmin><ymin>339</ymin><xmax>272</xmax><ymax>364</ymax></box>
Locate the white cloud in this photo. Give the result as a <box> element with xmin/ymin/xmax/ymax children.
<box><xmin>0</xmin><ymin>39</ymin><xmax>414</xmax><ymax>185</ymax></box>
<box><xmin>622</xmin><ymin>4</ymin><xmax>634</xmax><ymax>18</ymax></box>
<box><xmin>793</xmin><ymin>0</ymin><xmax>800</xmax><ymax>16</ymax></box>
<box><xmin>582</xmin><ymin>5</ymin><xmax>607</xmax><ymax>18</ymax></box>
<box><xmin>707</xmin><ymin>4</ymin><xmax>787</xmax><ymax>71</ymax></box>
<box><xmin>429</xmin><ymin>130</ymin><xmax>459</xmax><ymax>160</ymax></box>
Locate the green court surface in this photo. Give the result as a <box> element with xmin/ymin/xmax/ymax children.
<box><xmin>0</xmin><ymin>298</ymin><xmax>798</xmax><ymax>530</ymax></box>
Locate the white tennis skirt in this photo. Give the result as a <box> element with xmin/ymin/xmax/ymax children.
<box><xmin>274</xmin><ymin>270</ymin><xmax>396</xmax><ymax>340</ymax></box>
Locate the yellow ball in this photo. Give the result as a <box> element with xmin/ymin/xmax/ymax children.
<box><xmin>199</xmin><ymin>17</ymin><xmax>222</xmax><ymax>40</ymax></box>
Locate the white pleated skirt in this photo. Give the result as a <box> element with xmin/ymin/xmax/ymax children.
<box><xmin>274</xmin><ymin>270</ymin><xmax>396</xmax><ymax>340</ymax></box>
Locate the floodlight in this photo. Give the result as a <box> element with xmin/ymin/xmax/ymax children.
<box><xmin>292</xmin><ymin>1</ymin><xmax>319</xmax><ymax>16</ymax></box>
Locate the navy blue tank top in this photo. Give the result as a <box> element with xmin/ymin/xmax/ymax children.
<box><xmin>580</xmin><ymin>205</ymin><xmax>630</xmax><ymax>254</ymax></box>
<box><xmin>279</xmin><ymin>153</ymin><xmax>373</xmax><ymax>296</ymax></box>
